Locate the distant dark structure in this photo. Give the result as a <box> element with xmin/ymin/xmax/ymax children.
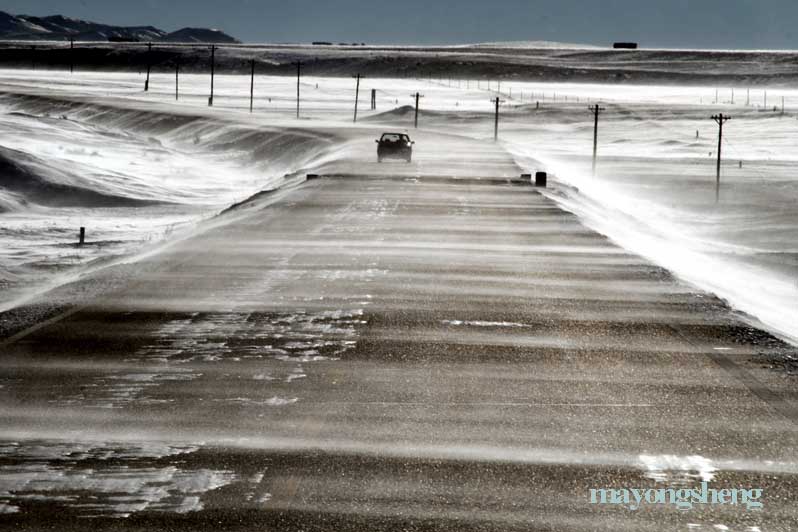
<box><xmin>613</xmin><ymin>42</ymin><xmax>638</xmax><ymax>49</ymax></box>
<box><xmin>312</xmin><ymin>41</ymin><xmax>333</xmax><ymax>45</ymax></box>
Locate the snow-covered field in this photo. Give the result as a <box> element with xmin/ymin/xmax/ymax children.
<box><xmin>0</xmin><ymin>68</ymin><xmax>796</xmax><ymax>344</ymax></box>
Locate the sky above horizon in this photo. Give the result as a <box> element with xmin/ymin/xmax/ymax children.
<box><xmin>1</xmin><ymin>0</ymin><xmax>797</xmax><ymax>49</ymax></box>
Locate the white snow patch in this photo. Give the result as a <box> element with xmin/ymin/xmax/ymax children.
<box><xmin>442</xmin><ymin>320</ymin><xmax>529</xmax><ymax>328</ymax></box>
<box><xmin>639</xmin><ymin>454</ymin><xmax>717</xmax><ymax>483</ymax></box>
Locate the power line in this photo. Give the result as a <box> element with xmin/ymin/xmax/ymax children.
<box><xmin>589</xmin><ymin>104</ymin><xmax>606</xmax><ymax>176</ymax></box>
<box><xmin>208</xmin><ymin>44</ymin><xmax>216</xmax><ymax>107</ymax></box>
<box><xmin>352</xmin><ymin>73</ymin><xmax>363</xmax><ymax>123</ymax></box>
<box><xmin>144</xmin><ymin>42</ymin><xmax>152</xmax><ymax>92</ymax></box>
<box><xmin>295</xmin><ymin>61</ymin><xmax>301</xmax><ymax>119</ymax></box>
<box><xmin>711</xmin><ymin>113</ymin><xmax>731</xmax><ymax>203</ymax></box>
<box><xmin>492</xmin><ymin>97</ymin><xmax>505</xmax><ymax>141</ymax></box>
<box><xmin>411</xmin><ymin>92</ymin><xmax>424</xmax><ymax>129</ymax></box>
<box><xmin>249</xmin><ymin>59</ymin><xmax>255</xmax><ymax>113</ymax></box>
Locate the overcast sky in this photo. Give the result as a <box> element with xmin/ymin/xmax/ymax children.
<box><xmin>2</xmin><ymin>0</ymin><xmax>796</xmax><ymax>49</ymax></box>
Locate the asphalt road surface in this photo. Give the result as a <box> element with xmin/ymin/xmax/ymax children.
<box><xmin>1</xmin><ymin>136</ymin><xmax>797</xmax><ymax>531</ymax></box>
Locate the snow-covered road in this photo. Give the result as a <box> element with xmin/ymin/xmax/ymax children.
<box><xmin>1</xmin><ymin>69</ymin><xmax>796</xmax><ymax>344</ymax></box>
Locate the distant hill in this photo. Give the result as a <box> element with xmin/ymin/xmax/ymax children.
<box><xmin>0</xmin><ymin>11</ymin><xmax>239</xmax><ymax>43</ymax></box>
<box><xmin>469</xmin><ymin>40</ymin><xmax>601</xmax><ymax>50</ymax></box>
<box><xmin>160</xmin><ymin>27</ymin><xmax>239</xmax><ymax>44</ymax></box>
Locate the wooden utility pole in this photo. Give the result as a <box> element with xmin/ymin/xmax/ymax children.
<box><xmin>352</xmin><ymin>73</ymin><xmax>362</xmax><ymax>123</ymax></box>
<box><xmin>69</xmin><ymin>37</ymin><xmax>74</xmax><ymax>73</ymax></box>
<box><xmin>295</xmin><ymin>61</ymin><xmax>301</xmax><ymax>119</ymax></box>
<box><xmin>411</xmin><ymin>92</ymin><xmax>424</xmax><ymax>128</ymax></box>
<box><xmin>370</xmin><ymin>88</ymin><xmax>376</xmax><ymax>110</ymax></box>
<box><xmin>711</xmin><ymin>113</ymin><xmax>730</xmax><ymax>203</ymax></box>
<box><xmin>249</xmin><ymin>59</ymin><xmax>255</xmax><ymax>113</ymax></box>
<box><xmin>208</xmin><ymin>45</ymin><xmax>216</xmax><ymax>106</ymax></box>
<box><xmin>589</xmin><ymin>104</ymin><xmax>605</xmax><ymax>176</ymax></box>
<box><xmin>493</xmin><ymin>97</ymin><xmax>503</xmax><ymax>141</ymax></box>
<box><xmin>144</xmin><ymin>42</ymin><xmax>152</xmax><ymax>91</ymax></box>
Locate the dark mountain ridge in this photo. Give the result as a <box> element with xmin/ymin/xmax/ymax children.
<box><xmin>0</xmin><ymin>11</ymin><xmax>239</xmax><ymax>43</ymax></box>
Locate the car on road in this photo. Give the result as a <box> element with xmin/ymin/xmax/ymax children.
<box><xmin>376</xmin><ymin>132</ymin><xmax>414</xmax><ymax>163</ymax></box>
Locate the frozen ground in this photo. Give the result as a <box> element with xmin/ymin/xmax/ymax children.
<box><xmin>0</xmin><ymin>68</ymin><xmax>796</xmax><ymax>344</ymax></box>
<box><xmin>1</xmin><ymin>64</ymin><xmax>797</xmax><ymax>530</ymax></box>
<box><xmin>5</xmin><ymin>41</ymin><xmax>798</xmax><ymax>85</ymax></box>
<box><xmin>1</xmin><ymin>155</ymin><xmax>796</xmax><ymax>530</ymax></box>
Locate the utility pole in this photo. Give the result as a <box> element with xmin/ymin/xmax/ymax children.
<box><xmin>711</xmin><ymin>113</ymin><xmax>730</xmax><ymax>203</ymax></box>
<box><xmin>589</xmin><ymin>104</ymin><xmax>605</xmax><ymax>176</ymax></box>
<box><xmin>175</xmin><ymin>60</ymin><xmax>179</xmax><ymax>100</ymax></box>
<box><xmin>352</xmin><ymin>73</ymin><xmax>362</xmax><ymax>123</ymax></box>
<box><xmin>493</xmin><ymin>97</ymin><xmax>503</xmax><ymax>141</ymax></box>
<box><xmin>295</xmin><ymin>61</ymin><xmax>301</xmax><ymax>119</ymax></box>
<box><xmin>69</xmin><ymin>37</ymin><xmax>74</xmax><ymax>74</ymax></box>
<box><xmin>144</xmin><ymin>42</ymin><xmax>152</xmax><ymax>91</ymax></box>
<box><xmin>411</xmin><ymin>92</ymin><xmax>424</xmax><ymax>128</ymax></box>
<box><xmin>370</xmin><ymin>88</ymin><xmax>376</xmax><ymax>110</ymax></box>
<box><xmin>249</xmin><ymin>59</ymin><xmax>255</xmax><ymax>113</ymax></box>
<box><xmin>208</xmin><ymin>45</ymin><xmax>216</xmax><ymax>106</ymax></box>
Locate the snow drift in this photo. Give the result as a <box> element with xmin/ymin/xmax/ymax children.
<box><xmin>0</xmin><ymin>144</ymin><xmax>160</xmax><ymax>208</ymax></box>
<box><xmin>0</xmin><ymin>90</ymin><xmax>348</xmax><ymax>311</ymax></box>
